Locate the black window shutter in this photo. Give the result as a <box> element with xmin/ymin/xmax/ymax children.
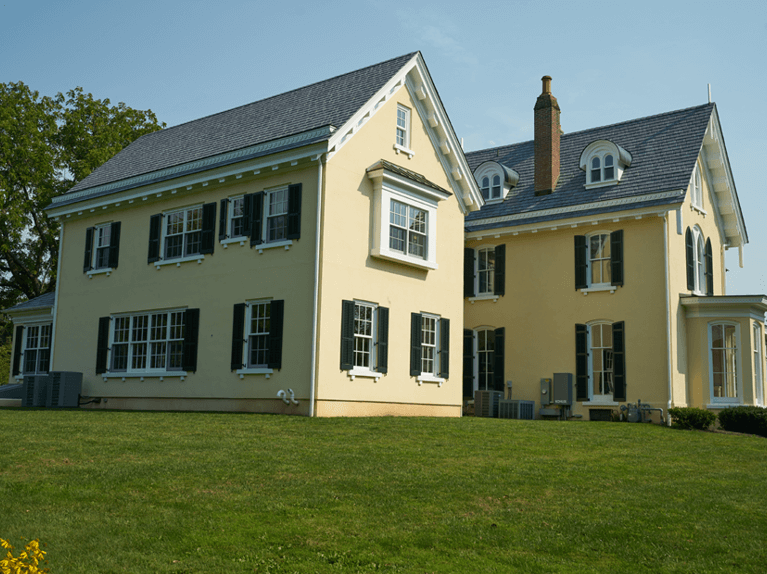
<box><xmin>685</xmin><ymin>227</ymin><xmax>694</xmax><ymax>290</ymax></box>
<box><xmin>494</xmin><ymin>244</ymin><xmax>506</xmax><ymax>296</ymax></box>
<box><xmin>574</xmin><ymin>235</ymin><xmax>587</xmax><ymax>289</ymax></box>
<box><xmin>148</xmin><ymin>214</ymin><xmax>163</xmax><ymax>263</ymax></box>
<box><xmin>96</xmin><ymin>317</ymin><xmax>110</xmax><ymax>375</ymax></box>
<box><xmin>182</xmin><ymin>309</ymin><xmax>200</xmax><ymax>373</ymax></box>
<box><xmin>376</xmin><ymin>306</ymin><xmax>389</xmax><ymax>374</ymax></box>
<box><xmin>268</xmin><ymin>300</ymin><xmax>284</xmax><ymax>370</ymax></box>
<box><xmin>200</xmin><ymin>202</ymin><xmax>216</xmax><ymax>255</ymax></box>
<box><xmin>463</xmin><ymin>329</ymin><xmax>474</xmax><ymax>398</ymax></box>
<box><xmin>464</xmin><ymin>248</ymin><xmax>475</xmax><ymax>297</ymax></box>
<box><xmin>575</xmin><ymin>324</ymin><xmax>589</xmax><ymax>401</ymax></box>
<box><xmin>250</xmin><ymin>191</ymin><xmax>264</xmax><ymax>246</ymax></box>
<box><xmin>612</xmin><ymin>321</ymin><xmax>626</xmax><ymax>401</ymax></box>
<box><xmin>439</xmin><ymin>318</ymin><xmax>450</xmax><ymax>378</ymax></box>
<box><xmin>219</xmin><ymin>198</ymin><xmax>229</xmax><ymax>241</ymax></box>
<box><xmin>231</xmin><ymin>303</ymin><xmax>245</xmax><ymax>371</ymax></box>
<box><xmin>12</xmin><ymin>325</ymin><xmax>24</xmax><ymax>376</ymax></box>
<box><xmin>287</xmin><ymin>183</ymin><xmax>302</xmax><ymax>239</ymax></box>
<box><xmin>410</xmin><ymin>313</ymin><xmax>422</xmax><ymax>376</ymax></box>
<box><xmin>705</xmin><ymin>238</ymin><xmax>713</xmax><ymax>296</ymax></box>
<box><xmin>610</xmin><ymin>230</ymin><xmax>623</xmax><ymax>286</ymax></box>
<box><xmin>108</xmin><ymin>222</ymin><xmax>121</xmax><ymax>269</ymax></box>
<box><xmin>493</xmin><ymin>327</ymin><xmax>505</xmax><ymax>392</ymax></box>
<box><xmin>340</xmin><ymin>300</ymin><xmax>355</xmax><ymax>370</ymax></box>
<box><xmin>242</xmin><ymin>194</ymin><xmax>253</xmax><ymax>238</ymax></box>
<box><xmin>83</xmin><ymin>227</ymin><xmax>94</xmax><ymax>273</ymax></box>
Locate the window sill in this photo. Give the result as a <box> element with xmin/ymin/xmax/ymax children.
<box><xmin>691</xmin><ymin>204</ymin><xmax>707</xmax><ymax>217</ymax></box>
<box><xmin>236</xmin><ymin>367</ymin><xmax>273</xmax><ymax>379</ymax></box>
<box><xmin>469</xmin><ymin>294</ymin><xmax>499</xmax><ymax>304</ymax></box>
<box><xmin>102</xmin><ymin>371</ymin><xmax>188</xmax><ymax>382</ymax></box>
<box><xmin>87</xmin><ymin>267</ymin><xmax>113</xmax><ymax>279</ymax></box>
<box><xmin>584</xmin><ymin>179</ymin><xmax>619</xmax><ymax>190</ymax></box>
<box><xmin>583</xmin><ymin>400</ymin><xmax>619</xmax><ymax>406</ymax></box>
<box><xmin>706</xmin><ymin>401</ymin><xmax>742</xmax><ymax>409</ymax></box>
<box><xmin>393</xmin><ymin>143</ymin><xmax>414</xmax><ymax>159</ymax></box>
<box><xmin>416</xmin><ymin>374</ymin><xmax>445</xmax><ymax>386</ymax></box>
<box><xmin>580</xmin><ymin>284</ymin><xmax>617</xmax><ymax>295</ymax></box>
<box><xmin>154</xmin><ymin>255</ymin><xmax>204</xmax><ymax>269</ymax></box>
<box><xmin>372</xmin><ymin>247</ymin><xmax>438</xmax><ymax>270</ymax></box>
<box><xmin>221</xmin><ymin>237</ymin><xmax>248</xmax><ymax>248</ymax></box>
<box><xmin>256</xmin><ymin>239</ymin><xmax>292</xmax><ymax>254</ymax></box>
<box><xmin>348</xmin><ymin>368</ymin><xmax>382</xmax><ymax>382</ymax></box>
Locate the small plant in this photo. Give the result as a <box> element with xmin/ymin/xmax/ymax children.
<box><xmin>668</xmin><ymin>407</ymin><xmax>716</xmax><ymax>430</ymax></box>
<box><xmin>717</xmin><ymin>406</ymin><xmax>767</xmax><ymax>437</ymax></box>
<box><xmin>0</xmin><ymin>538</ymin><xmax>50</xmax><ymax>573</ymax></box>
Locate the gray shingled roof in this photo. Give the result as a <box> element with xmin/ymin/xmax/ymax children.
<box><xmin>1</xmin><ymin>292</ymin><xmax>55</xmax><ymax>314</ymax></box>
<box><xmin>367</xmin><ymin>159</ymin><xmax>451</xmax><ymax>196</ymax></box>
<box><xmin>67</xmin><ymin>52</ymin><xmax>419</xmax><ymax>196</ymax></box>
<box><xmin>464</xmin><ymin>103</ymin><xmax>715</xmax><ymax>232</ymax></box>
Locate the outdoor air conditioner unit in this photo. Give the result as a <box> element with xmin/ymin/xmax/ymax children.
<box><xmin>22</xmin><ymin>375</ymin><xmax>49</xmax><ymax>407</ymax></box>
<box><xmin>46</xmin><ymin>371</ymin><xmax>82</xmax><ymax>408</ymax></box>
<box><xmin>498</xmin><ymin>399</ymin><xmax>535</xmax><ymax>420</ymax></box>
<box><xmin>474</xmin><ymin>390</ymin><xmax>503</xmax><ymax>418</ymax></box>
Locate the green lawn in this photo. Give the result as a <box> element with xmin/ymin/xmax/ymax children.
<box><xmin>1</xmin><ymin>410</ymin><xmax>765</xmax><ymax>573</ymax></box>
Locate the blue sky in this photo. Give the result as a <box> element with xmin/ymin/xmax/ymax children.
<box><xmin>2</xmin><ymin>0</ymin><xmax>766</xmax><ymax>293</ymax></box>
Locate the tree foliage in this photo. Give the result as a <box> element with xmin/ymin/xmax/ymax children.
<box><xmin>0</xmin><ymin>82</ymin><xmax>165</xmax><ymax>314</ymax></box>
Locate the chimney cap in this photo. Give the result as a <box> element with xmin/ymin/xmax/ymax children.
<box><xmin>541</xmin><ymin>76</ymin><xmax>552</xmax><ymax>94</ymax></box>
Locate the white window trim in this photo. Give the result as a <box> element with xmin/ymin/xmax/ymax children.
<box><xmin>469</xmin><ymin>294</ymin><xmax>499</xmax><ymax>304</ymax></box>
<box><xmin>707</xmin><ymin>321</ymin><xmax>743</xmax><ymax>405</ymax></box>
<box><xmin>106</xmin><ymin>308</ymin><xmax>187</xmax><ymax>377</ymax></box>
<box><xmin>753</xmin><ymin>323</ymin><xmax>763</xmax><ymax>407</ymax></box>
<box><xmin>243</xmin><ymin>299</ymin><xmax>273</xmax><ymax>372</ymax></box>
<box><xmin>157</xmin><ymin>204</ymin><xmax>205</xmax><ymax>266</ymax></box>
<box><xmin>690</xmin><ymin>163</ymin><xmax>704</xmax><ymax>211</ymax></box>
<box><xmin>221</xmin><ymin>237</ymin><xmax>248</xmax><ymax>248</ymax></box>
<box><xmin>586</xmin><ymin>321</ymin><xmax>615</xmax><ymax>403</ymax></box>
<box><xmin>475</xmin><ymin>246</ymin><xmax>496</xmax><ymax>296</ymax></box>
<box><xmin>348</xmin><ymin>367</ymin><xmax>382</xmax><ymax>382</ymax></box>
<box><xmin>87</xmin><ymin>267</ymin><xmax>114</xmax><ymax>278</ymax></box>
<box><xmin>394</xmin><ymin>104</ymin><xmax>414</xmax><ymax>158</ymax></box>
<box><xmin>225</xmin><ymin>195</ymin><xmax>246</xmax><ymax>242</ymax></box>
<box><xmin>348</xmin><ymin>300</ymin><xmax>382</xmax><ymax>381</ymax></box>
<box><xmin>20</xmin><ymin>323</ymin><xmax>52</xmax><ymax>376</ymax></box>
<box><xmin>691</xmin><ymin>226</ymin><xmax>706</xmax><ymax>295</ymax></box>
<box><xmin>580</xmin><ymin>141</ymin><xmax>630</xmax><ymax>189</ymax></box>
<box><xmin>473</xmin><ymin>327</ymin><xmax>496</xmax><ymax>394</ymax></box>
<box><xmin>256</xmin><ymin>239</ymin><xmax>292</xmax><ymax>254</ymax></box>
<box><xmin>580</xmin><ymin>285</ymin><xmax>616</xmax><ymax>295</ymax></box>
<box><xmin>584</xmin><ymin>231</ymin><xmax>613</xmax><ymax>290</ymax></box>
<box><xmin>91</xmin><ymin>222</ymin><xmax>113</xmax><ymax>271</ymax></box>
<box><xmin>155</xmin><ymin>254</ymin><xmax>205</xmax><ymax>269</ymax></box>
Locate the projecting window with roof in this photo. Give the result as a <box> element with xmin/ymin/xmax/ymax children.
<box><xmin>579</xmin><ymin>140</ymin><xmax>632</xmax><ymax>189</ymax></box>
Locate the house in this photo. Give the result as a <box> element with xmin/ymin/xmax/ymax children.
<box><xmin>462</xmin><ymin>76</ymin><xmax>766</xmax><ymax>420</ymax></box>
<box><xmin>3</xmin><ymin>52</ymin><xmax>483</xmax><ymax>416</ymax></box>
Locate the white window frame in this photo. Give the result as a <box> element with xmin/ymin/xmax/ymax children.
<box><xmin>584</xmin><ymin>321</ymin><xmax>616</xmax><ymax>405</ymax></box>
<box><xmin>236</xmin><ymin>299</ymin><xmax>274</xmax><ymax>378</ymax></box>
<box><xmin>580</xmin><ymin>140</ymin><xmax>631</xmax><ymax>190</ymax></box>
<box><xmin>707</xmin><ymin>321</ymin><xmax>742</xmax><ymax>407</ymax></box>
<box><xmin>418</xmin><ymin>313</ymin><xmax>440</xmax><ymax>383</ymax></box>
<box><xmin>104</xmin><ymin>308</ymin><xmax>187</xmax><ymax>380</ymax></box>
<box><xmin>93</xmin><ymin>223</ymin><xmax>112</xmax><ymax>270</ymax></box>
<box><xmin>221</xmin><ymin>195</ymin><xmax>247</xmax><ymax>247</ymax></box>
<box><xmin>394</xmin><ymin>104</ymin><xmax>413</xmax><ymax>157</ymax></box>
<box><xmin>691</xmin><ymin>163</ymin><xmax>704</xmax><ymax>212</ymax></box>
<box><xmin>348</xmin><ymin>300</ymin><xmax>381</xmax><ymax>381</ymax></box>
<box><xmin>585</xmin><ymin>231</ymin><xmax>613</xmax><ymax>290</ymax></box>
<box><xmin>754</xmin><ymin>323</ymin><xmax>764</xmax><ymax>406</ymax></box>
<box><xmin>692</xmin><ymin>226</ymin><xmax>706</xmax><ymax>295</ymax></box>
<box><xmin>157</xmin><ymin>204</ymin><xmax>205</xmax><ymax>266</ymax></box>
<box><xmin>21</xmin><ymin>323</ymin><xmax>52</xmax><ymax>376</ymax></box>
<box><xmin>473</xmin><ymin>327</ymin><xmax>496</xmax><ymax>394</ymax></box>
<box><xmin>473</xmin><ymin>162</ymin><xmax>511</xmax><ymax>204</ymax></box>
<box><xmin>476</xmin><ymin>246</ymin><xmax>496</xmax><ymax>296</ymax></box>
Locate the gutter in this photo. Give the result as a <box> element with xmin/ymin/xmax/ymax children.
<box><xmin>664</xmin><ymin>211</ymin><xmax>674</xmax><ymax>425</ymax></box>
<box><xmin>309</xmin><ymin>153</ymin><xmax>325</xmax><ymax>417</ymax></box>
<box><xmin>50</xmin><ymin>225</ymin><xmax>65</xmax><ymax>371</ymax></box>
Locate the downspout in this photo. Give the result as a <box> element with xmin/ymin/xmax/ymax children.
<box><xmin>49</xmin><ymin>223</ymin><xmax>65</xmax><ymax>370</ymax></box>
<box><xmin>309</xmin><ymin>153</ymin><xmax>325</xmax><ymax>417</ymax></box>
<box><xmin>664</xmin><ymin>211</ymin><xmax>673</xmax><ymax>426</ymax></box>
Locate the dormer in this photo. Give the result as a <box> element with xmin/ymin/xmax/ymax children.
<box><xmin>473</xmin><ymin>161</ymin><xmax>520</xmax><ymax>203</ymax></box>
<box><xmin>579</xmin><ymin>140</ymin><xmax>632</xmax><ymax>189</ymax></box>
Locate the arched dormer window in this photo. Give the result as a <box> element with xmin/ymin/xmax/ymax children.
<box><xmin>579</xmin><ymin>140</ymin><xmax>632</xmax><ymax>189</ymax></box>
<box><xmin>474</xmin><ymin>161</ymin><xmax>520</xmax><ymax>203</ymax></box>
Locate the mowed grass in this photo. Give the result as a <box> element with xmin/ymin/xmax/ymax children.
<box><xmin>0</xmin><ymin>410</ymin><xmax>765</xmax><ymax>573</ymax></box>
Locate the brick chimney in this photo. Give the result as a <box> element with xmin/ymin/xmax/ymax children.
<box><xmin>534</xmin><ymin>75</ymin><xmax>561</xmax><ymax>196</ymax></box>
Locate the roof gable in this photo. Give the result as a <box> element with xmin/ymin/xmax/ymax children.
<box><xmin>465</xmin><ymin>104</ymin><xmax>717</xmax><ymax>231</ymax></box>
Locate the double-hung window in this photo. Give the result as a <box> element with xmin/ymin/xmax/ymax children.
<box><xmin>395</xmin><ymin>105</ymin><xmax>410</xmax><ymax>150</ymax></box>
<box><xmin>464</xmin><ymin>245</ymin><xmax>506</xmax><ymax>298</ymax></box>
<box><xmin>462</xmin><ymin>327</ymin><xmax>505</xmax><ymax>396</ymax></box>
<box><xmin>266</xmin><ymin>188</ymin><xmax>289</xmax><ymax>242</ymax></box>
<box><xmin>230</xmin><ymin>300</ymin><xmax>284</xmax><ymax>375</ymax></box>
<box><xmin>97</xmin><ymin>308</ymin><xmax>199</xmax><ymax>377</ymax></box>
<box><xmin>148</xmin><ymin>204</ymin><xmax>216</xmax><ymax>265</ymax></box>
<box><xmin>575</xmin><ymin>321</ymin><xmax>626</xmax><ymax>403</ymax></box>
<box><xmin>709</xmin><ymin>322</ymin><xmax>740</xmax><ymax>404</ymax></box>
<box><xmin>340</xmin><ymin>300</ymin><xmax>389</xmax><ymax>379</ymax></box>
<box><xmin>574</xmin><ymin>231</ymin><xmax>624</xmax><ymax>291</ymax></box>
<box><xmin>410</xmin><ymin>312</ymin><xmax>449</xmax><ymax>383</ymax></box>
<box><xmin>84</xmin><ymin>222</ymin><xmax>121</xmax><ymax>274</ymax></box>
<box><xmin>22</xmin><ymin>324</ymin><xmax>51</xmax><ymax>375</ymax></box>
<box><xmin>219</xmin><ymin>196</ymin><xmax>246</xmax><ymax>244</ymax></box>
<box><xmin>389</xmin><ymin>199</ymin><xmax>427</xmax><ymax>260</ymax></box>
<box><xmin>685</xmin><ymin>226</ymin><xmax>713</xmax><ymax>295</ymax></box>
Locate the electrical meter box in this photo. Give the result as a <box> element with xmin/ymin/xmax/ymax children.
<box><xmin>540</xmin><ymin>378</ymin><xmax>552</xmax><ymax>406</ymax></box>
<box><xmin>552</xmin><ymin>373</ymin><xmax>573</xmax><ymax>405</ymax></box>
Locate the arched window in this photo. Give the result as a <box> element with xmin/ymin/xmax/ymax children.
<box><xmin>580</xmin><ymin>140</ymin><xmax>631</xmax><ymax>188</ymax></box>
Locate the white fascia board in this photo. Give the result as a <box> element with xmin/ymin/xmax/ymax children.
<box><xmin>681</xmin><ymin>295</ymin><xmax>767</xmax><ymax>320</ymax></box>
<box><xmin>326</xmin><ymin>52</ymin><xmax>483</xmax><ymax>215</ymax></box>
<box><xmin>4</xmin><ymin>308</ymin><xmax>54</xmax><ymax>324</ymax></box>
<box><xmin>47</xmin><ymin>142</ymin><xmax>327</xmax><ymax>219</ymax></box>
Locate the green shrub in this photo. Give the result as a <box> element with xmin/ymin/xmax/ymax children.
<box><xmin>668</xmin><ymin>407</ymin><xmax>716</xmax><ymax>430</ymax></box>
<box><xmin>717</xmin><ymin>406</ymin><xmax>767</xmax><ymax>437</ymax></box>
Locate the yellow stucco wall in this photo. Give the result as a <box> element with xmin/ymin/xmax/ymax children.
<box><xmin>315</xmin><ymin>85</ymin><xmax>465</xmax><ymax>417</ymax></box>
<box><xmin>52</xmin><ymin>157</ymin><xmax>319</xmax><ymax>413</ymax></box>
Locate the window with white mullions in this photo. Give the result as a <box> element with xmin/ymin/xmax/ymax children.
<box><xmin>421</xmin><ymin>315</ymin><xmax>437</xmax><ymax>375</ymax></box>
<box><xmin>165</xmin><ymin>206</ymin><xmax>202</xmax><ymax>259</ymax></box>
<box><xmin>230</xmin><ymin>196</ymin><xmax>245</xmax><ymax>238</ymax></box>
<box><xmin>22</xmin><ymin>324</ymin><xmax>51</xmax><ymax>375</ymax></box>
<box><xmin>396</xmin><ymin>105</ymin><xmax>410</xmax><ymax>148</ymax></box>
<box><xmin>711</xmin><ymin>323</ymin><xmax>738</xmax><ymax>400</ymax></box>
<box><xmin>589</xmin><ymin>233</ymin><xmax>611</xmax><ymax>285</ymax></box>
<box><xmin>590</xmin><ymin>323</ymin><xmax>614</xmax><ymax>399</ymax></box>
<box><xmin>477</xmin><ymin>328</ymin><xmax>495</xmax><ymax>391</ymax></box>
<box><xmin>477</xmin><ymin>247</ymin><xmax>495</xmax><ymax>295</ymax></box>
<box><xmin>267</xmin><ymin>189</ymin><xmax>289</xmax><ymax>242</ymax></box>
<box><xmin>94</xmin><ymin>224</ymin><xmax>112</xmax><ymax>269</ymax></box>
<box><xmin>248</xmin><ymin>302</ymin><xmax>271</xmax><ymax>368</ymax></box>
<box><xmin>354</xmin><ymin>303</ymin><xmax>375</xmax><ymax>369</ymax></box>
<box><xmin>130</xmin><ymin>315</ymin><xmax>148</xmax><ymax>370</ymax></box>
<box><xmin>111</xmin><ymin>310</ymin><xmax>185</xmax><ymax>373</ymax></box>
<box><xmin>389</xmin><ymin>199</ymin><xmax>427</xmax><ymax>260</ymax></box>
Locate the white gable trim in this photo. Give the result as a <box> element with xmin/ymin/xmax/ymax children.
<box><xmin>326</xmin><ymin>53</ymin><xmax>483</xmax><ymax>214</ymax></box>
